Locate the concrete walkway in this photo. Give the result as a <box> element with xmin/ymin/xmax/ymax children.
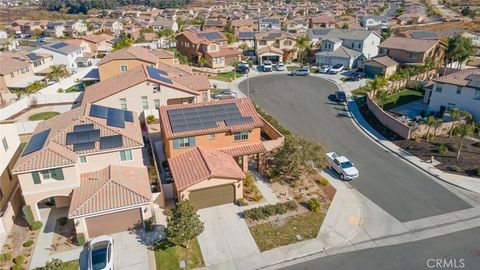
<box><xmin>347</xmin><ymin>100</ymin><xmax>480</xmax><ymax>194</ymax></box>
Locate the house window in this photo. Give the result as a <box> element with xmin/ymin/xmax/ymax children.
<box><xmin>259</xmin><ymin>40</ymin><xmax>267</xmax><ymax>45</ymax></box>
<box><xmin>79</xmin><ymin>156</ymin><xmax>87</xmax><ymax>163</ymax></box>
<box><xmin>209</xmin><ymin>134</ymin><xmax>216</xmax><ymax>140</ymax></box>
<box><xmin>2</xmin><ymin>137</ymin><xmax>8</xmax><ymax>151</ymax></box>
<box><xmin>141</xmin><ymin>96</ymin><xmax>149</xmax><ymax>109</ymax></box>
<box><xmin>41</xmin><ymin>168</ymin><xmax>64</xmax><ymax>181</ymax></box>
<box><xmin>119</xmin><ymin>149</ymin><xmax>133</xmax><ymax>161</ymax></box>
<box><xmin>358</xmin><ymin>43</ymin><xmax>362</xmax><ymax>49</ymax></box>
<box><xmin>409</xmin><ymin>52</ymin><xmax>418</xmax><ymax>59</ymax></box>
<box><xmin>211</xmin><ymin>44</ymin><xmax>217</xmax><ymax>51</ymax></box>
<box><xmin>120</xmin><ymin>65</ymin><xmax>128</xmax><ymax>72</ymax></box>
<box><xmin>215</xmin><ymin>57</ymin><xmax>222</xmax><ymax>64</ymax></box>
<box><xmin>435</xmin><ymin>84</ymin><xmax>443</xmax><ymax>93</ymax></box>
<box><xmin>474</xmin><ymin>90</ymin><xmax>480</xmax><ymax>100</ymax></box>
<box><xmin>154</xmin><ymin>99</ymin><xmax>160</xmax><ymax>109</ymax></box>
<box><xmin>456</xmin><ymin>86</ymin><xmax>462</xmax><ymax>94</ymax></box>
<box><xmin>173</xmin><ymin>137</ymin><xmax>195</xmax><ymax>149</ymax></box>
<box><xmin>153</xmin><ymin>84</ymin><xmax>161</xmax><ymax>93</ymax></box>
<box><xmin>284</xmin><ymin>40</ymin><xmax>292</xmax><ymax>46</ymax></box>
<box><xmin>120</xmin><ymin>98</ymin><xmax>127</xmax><ymax>110</ymax></box>
<box><xmin>381</xmin><ymin>48</ymin><xmax>389</xmax><ymax>55</ymax></box>
<box><xmin>234</xmin><ymin>131</ymin><xmax>249</xmax><ymax>141</ymax></box>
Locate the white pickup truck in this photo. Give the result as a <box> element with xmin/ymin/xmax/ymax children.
<box><xmin>326</xmin><ymin>152</ymin><xmax>359</xmax><ymax>180</ymax></box>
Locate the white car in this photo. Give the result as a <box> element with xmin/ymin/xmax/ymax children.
<box><xmin>328</xmin><ymin>64</ymin><xmax>344</xmax><ymax>74</ymax></box>
<box><xmin>263</xmin><ymin>60</ymin><xmax>273</xmax><ymax>72</ymax></box>
<box><xmin>326</xmin><ymin>152</ymin><xmax>359</xmax><ymax>180</ymax></box>
<box><xmin>276</xmin><ymin>62</ymin><xmax>286</xmax><ymax>71</ymax></box>
<box><xmin>318</xmin><ymin>65</ymin><xmax>332</xmax><ymax>73</ymax></box>
<box><xmin>88</xmin><ymin>236</ymin><xmax>114</xmax><ymax>270</ymax></box>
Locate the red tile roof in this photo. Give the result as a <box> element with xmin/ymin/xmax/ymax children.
<box><xmin>205</xmin><ymin>47</ymin><xmax>241</xmax><ymax>58</ymax></box>
<box><xmin>219</xmin><ymin>143</ymin><xmax>266</xmax><ymax>157</ymax></box>
<box><xmin>97</xmin><ymin>46</ymin><xmax>169</xmax><ymax>65</ymax></box>
<box><xmin>168</xmin><ymin>147</ymin><xmax>245</xmax><ymax>191</ymax></box>
<box><xmin>379</xmin><ymin>37</ymin><xmax>438</xmax><ymax>53</ymax></box>
<box><xmin>159</xmin><ymin>98</ymin><xmax>264</xmax><ymax>139</ymax></box>
<box><xmin>69</xmin><ymin>165</ymin><xmax>152</xmax><ymax>218</ymax></box>
<box><xmin>433</xmin><ymin>68</ymin><xmax>480</xmax><ymax>86</ymax></box>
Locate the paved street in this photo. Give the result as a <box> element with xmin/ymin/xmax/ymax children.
<box><xmin>279</xmin><ymin>226</ymin><xmax>480</xmax><ymax>270</ymax></box>
<box><xmin>238</xmin><ymin>74</ymin><xmax>471</xmax><ymax>222</ymax></box>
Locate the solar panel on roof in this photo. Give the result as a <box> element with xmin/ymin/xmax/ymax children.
<box><xmin>100</xmin><ymin>135</ymin><xmax>123</xmax><ymax>150</ymax></box>
<box><xmin>466</xmin><ymin>74</ymin><xmax>480</xmax><ymax>88</ymax></box>
<box><xmin>26</xmin><ymin>53</ymin><xmax>42</xmax><ymax>61</ymax></box>
<box><xmin>198</xmin><ymin>32</ymin><xmax>223</xmax><ymax>40</ymax></box>
<box><xmin>89</xmin><ymin>104</ymin><xmax>109</xmax><ymax>119</ymax></box>
<box><xmin>225</xmin><ymin>116</ymin><xmax>253</xmax><ymax>126</ymax></box>
<box><xmin>146</xmin><ymin>66</ymin><xmax>173</xmax><ymax>84</ymax></box>
<box><xmin>73</xmin><ymin>142</ymin><xmax>95</xmax><ymax>152</ymax></box>
<box><xmin>124</xmin><ymin>111</ymin><xmax>134</xmax><ymax>122</ymax></box>
<box><xmin>50</xmin><ymin>42</ymin><xmax>69</xmax><ymax>49</ymax></box>
<box><xmin>239</xmin><ymin>32</ymin><xmax>256</xmax><ymax>38</ymax></box>
<box><xmin>66</xmin><ymin>129</ymin><xmax>100</xmax><ymax>145</ymax></box>
<box><xmin>73</xmin><ymin>124</ymin><xmax>94</xmax><ymax>132</ymax></box>
<box><xmin>107</xmin><ymin>108</ymin><xmax>126</xmax><ymax>128</ymax></box>
<box><xmin>22</xmin><ymin>129</ymin><xmax>50</xmax><ymax>156</ymax></box>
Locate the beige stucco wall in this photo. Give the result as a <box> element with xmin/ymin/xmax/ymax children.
<box><xmin>23</xmin><ymin>186</ymin><xmax>75</xmax><ymax>220</ymax></box>
<box><xmin>78</xmin><ymin>147</ymin><xmax>144</xmax><ymax>173</ymax></box>
<box><xmin>165</xmin><ymin>128</ymin><xmax>262</xmax><ymax>158</ymax></box>
<box><xmin>94</xmin><ymin>81</ymin><xmax>198</xmax><ymax>118</ymax></box>
<box><xmin>180</xmin><ymin>177</ymin><xmax>243</xmax><ymax>201</ymax></box>
<box><xmin>0</xmin><ymin>65</ymin><xmax>35</xmax><ymax>90</ymax></box>
<box><xmin>32</xmin><ymin>56</ymin><xmax>54</xmax><ymax>74</ymax></box>
<box><xmin>98</xmin><ymin>59</ymin><xmax>153</xmax><ymax>81</ymax></box>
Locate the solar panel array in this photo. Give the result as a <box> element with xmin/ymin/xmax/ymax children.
<box><xmin>66</xmin><ymin>129</ymin><xmax>100</xmax><ymax>145</ymax></box>
<box><xmin>73</xmin><ymin>124</ymin><xmax>94</xmax><ymax>132</ymax></box>
<box><xmin>89</xmin><ymin>104</ymin><xmax>134</xmax><ymax>129</ymax></box>
<box><xmin>50</xmin><ymin>42</ymin><xmax>69</xmax><ymax>49</ymax></box>
<box><xmin>66</xmin><ymin>124</ymin><xmax>125</xmax><ymax>152</ymax></box>
<box><xmin>198</xmin><ymin>32</ymin><xmax>223</xmax><ymax>40</ymax></box>
<box><xmin>146</xmin><ymin>66</ymin><xmax>172</xmax><ymax>84</ymax></box>
<box><xmin>239</xmin><ymin>32</ymin><xmax>256</xmax><ymax>38</ymax></box>
<box><xmin>26</xmin><ymin>53</ymin><xmax>42</xmax><ymax>61</ymax></box>
<box><xmin>266</xmin><ymin>32</ymin><xmax>282</xmax><ymax>39</ymax></box>
<box><xmin>100</xmin><ymin>135</ymin><xmax>123</xmax><ymax>150</ymax></box>
<box><xmin>22</xmin><ymin>129</ymin><xmax>51</xmax><ymax>156</ymax></box>
<box><xmin>168</xmin><ymin>103</ymin><xmax>253</xmax><ymax>133</ymax></box>
<box><xmin>466</xmin><ymin>74</ymin><xmax>480</xmax><ymax>88</ymax></box>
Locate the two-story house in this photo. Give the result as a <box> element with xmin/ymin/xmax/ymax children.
<box><xmin>360</xmin><ymin>16</ymin><xmax>389</xmax><ymax>30</ymax></box>
<box><xmin>82</xmin><ymin>65</ymin><xmax>210</xmax><ymax>118</ymax></box>
<box><xmin>231</xmin><ymin>19</ymin><xmax>255</xmax><ymax>33</ymax></box>
<box><xmin>0</xmin><ymin>121</ymin><xmax>23</xmax><ymax>236</ymax></box>
<box><xmin>176</xmin><ymin>31</ymin><xmax>240</xmax><ymax>68</ymax></box>
<box><xmin>33</xmin><ymin>41</ymin><xmax>85</xmax><ymax>70</ymax></box>
<box><xmin>308</xmin><ymin>14</ymin><xmax>335</xmax><ymax>28</ymax></box>
<box><xmin>80</xmin><ymin>34</ymin><xmax>114</xmax><ymax>57</ymax></box>
<box><xmin>45</xmin><ymin>22</ymin><xmax>65</xmax><ymax>38</ymax></box>
<box><xmin>254</xmin><ymin>31</ymin><xmax>297</xmax><ymax>65</ymax></box>
<box><xmin>4</xmin><ymin>51</ymin><xmax>54</xmax><ymax>74</ymax></box>
<box><xmin>427</xmin><ymin>69</ymin><xmax>480</xmax><ymax>120</ymax></box>
<box><xmin>64</xmin><ymin>20</ymin><xmax>88</xmax><ymax>37</ymax></box>
<box><xmin>378</xmin><ymin>36</ymin><xmax>441</xmax><ymax>66</ymax></box>
<box><xmin>152</xmin><ymin>17</ymin><xmax>179</xmax><ymax>33</ymax></box>
<box><xmin>0</xmin><ymin>55</ymin><xmax>44</xmax><ymax>91</ymax></box>
<box><xmin>159</xmin><ymin>98</ymin><xmax>284</xmax><ymax>209</ymax></box>
<box><xmin>12</xmin><ymin>103</ymin><xmax>154</xmax><ymax>240</ymax></box>
<box><xmin>258</xmin><ymin>18</ymin><xmax>281</xmax><ymax>31</ymax></box>
<box><xmin>308</xmin><ymin>28</ymin><xmax>381</xmax><ymax>68</ymax></box>
<box><xmin>202</xmin><ymin>19</ymin><xmax>226</xmax><ymax>32</ymax></box>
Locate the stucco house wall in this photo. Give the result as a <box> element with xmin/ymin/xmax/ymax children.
<box><xmin>428</xmin><ymin>82</ymin><xmax>480</xmax><ymax>120</ymax></box>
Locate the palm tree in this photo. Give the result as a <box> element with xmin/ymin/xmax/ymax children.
<box><xmin>423</xmin><ymin>115</ymin><xmax>441</xmax><ymax>142</ymax></box>
<box><xmin>368</xmin><ymin>75</ymin><xmax>388</xmax><ymax>97</ymax></box>
<box><xmin>198</xmin><ymin>57</ymin><xmax>206</xmax><ymax>72</ymax></box>
<box><xmin>48</xmin><ymin>65</ymin><xmax>67</xmax><ymax>81</ymax></box>
<box><xmin>443</xmin><ymin>35</ymin><xmax>459</xmax><ymax>75</ymax></box>
<box><xmin>449</xmin><ymin>108</ymin><xmax>462</xmax><ymax>137</ymax></box>
<box><xmin>455</xmin><ymin>36</ymin><xmax>475</xmax><ymax>70</ymax></box>
<box><xmin>375</xmin><ymin>90</ymin><xmax>389</xmax><ymax>108</ymax></box>
<box><xmin>453</xmin><ymin>123</ymin><xmax>475</xmax><ymax>159</ymax></box>
<box><xmin>295</xmin><ymin>35</ymin><xmax>310</xmax><ymax>64</ymax></box>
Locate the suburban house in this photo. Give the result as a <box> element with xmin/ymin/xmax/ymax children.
<box><xmin>80</xmin><ymin>34</ymin><xmax>114</xmax><ymax>56</ymax></box>
<box><xmin>3</xmin><ymin>51</ymin><xmax>54</xmax><ymax>74</ymax></box>
<box><xmin>11</xmin><ymin>103</ymin><xmax>154</xmax><ymax>240</ymax></box>
<box><xmin>152</xmin><ymin>17</ymin><xmax>179</xmax><ymax>32</ymax></box>
<box><xmin>427</xmin><ymin>69</ymin><xmax>480</xmax><ymax>120</ymax></box>
<box><xmin>19</xmin><ymin>21</ymin><xmax>47</xmax><ymax>35</ymax></box>
<box><xmin>159</xmin><ymin>98</ymin><xmax>284</xmax><ymax>209</ymax></box>
<box><xmin>44</xmin><ymin>22</ymin><xmax>65</xmax><ymax>38</ymax></box>
<box><xmin>0</xmin><ymin>121</ymin><xmax>24</xmax><ymax>236</ymax></box>
<box><xmin>82</xmin><ymin>65</ymin><xmax>210</xmax><ymax>118</ymax></box>
<box><xmin>258</xmin><ymin>18</ymin><xmax>281</xmax><ymax>31</ymax></box>
<box><xmin>359</xmin><ymin>16</ymin><xmax>388</xmax><ymax>30</ymax></box>
<box><xmin>203</xmin><ymin>19</ymin><xmax>226</xmax><ymax>32</ymax></box>
<box><xmin>176</xmin><ymin>31</ymin><xmax>240</xmax><ymax>68</ymax></box>
<box><xmin>308</xmin><ymin>14</ymin><xmax>336</xmax><ymax>28</ymax></box>
<box><xmin>64</xmin><ymin>20</ymin><xmax>88</xmax><ymax>37</ymax></box>
<box><xmin>309</xmin><ymin>29</ymin><xmax>381</xmax><ymax>68</ymax></box>
<box><xmin>236</xmin><ymin>31</ymin><xmax>257</xmax><ymax>48</ymax></box>
<box><xmin>104</xmin><ymin>21</ymin><xmax>124</xmax><ymax>36</ymax></box>
<box><xmin>33</xmin><ymin>41</ymin><xmax>85</xmax><ymax>70</ymax></box>
<box><xmin>397</xmin><ymin>29</ymin><xmax>480</xmax><ymax>48</ymax></box>
<box><xmin>363</xmin><ymin>56</ymin><xmax>399</xmax><ymax>77</ymax></box>
<box><xmin>231</xmin><ymin>19</ymin><xmax>255</xmax><ymax>33</ymax></box>
<box><xmin>0</xmin><ymin>55</ymin><xmax>44</xmax><ymax>91</ymax></box>
<box><xmin>377</xmin><ymin>37</ymin><xmax>441</xmax><ymax>66</ymax></box>
<box><xmin>254</xmin><ymin>31</ymin><xmax>297</xmax><ymax>65</ymax></box>
<box><xmin>96</xmin><ymin>46</ymin><xmax>175</xmax><ymax>81</ymax></box>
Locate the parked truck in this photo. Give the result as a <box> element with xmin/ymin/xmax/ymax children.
<box><xmin>326</xmin><ymin>152</ymin><xmax>359</xmax><ymax>180</ymax></box>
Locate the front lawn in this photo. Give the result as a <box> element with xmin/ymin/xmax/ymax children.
<box><xmin>154</xmin><ymin>238</ymin><xmax>204</xmax><ymax>270</ymax></box>
<box><xmin>61</xmin><ymin>260</ymin><xmax>80</xmax><ymax>270</ymax></box>
<box><xmin>249</xmin><ymin>212</ymin><xmax>324</xmax><ymax>251</ymax></box>
<box><xmin>379</xmin><ymin>89</ymin><xmax>424</xmax><ymax>111</ymax></box>
<box><xmin>286</xmin><ymin>66</ymin><xmax>299</xmax><ymax>71</ymax></box>
<box><xmin>211</xmin><ymin>71</ymin><xmax>243</xmax><ymax>82</ymax></box>
<box><xmin>351</xmin><ymin>86</ymin><xmax>370</xmax><ymax>97</ymax></box>
<box><xmin>28</xmin><ymin>112</ymin><xmax>60</xmax><ymax>121</ymax></box>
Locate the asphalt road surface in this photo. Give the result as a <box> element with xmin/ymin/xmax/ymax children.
<box><xmin>239</xmin><ymin>74</ymin><xmax>471</xmax><ymax>222</ymax></box>
<box><xmin>280</xmin><ymin>226</ymin><xmax>480</xmax><ymax>270</ymax></box>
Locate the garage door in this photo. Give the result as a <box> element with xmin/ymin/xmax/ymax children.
<box><xmin>86</xmin><ymin>208</ymin><xmax>143</xmax><ymax>238</ymax></box>
<box><xmin>364</xmin><ymin>65</ymin><xmax>385</xmax><ymax>77</ymax></box>
<box><xmin>189</xmin><ymin>184</ymin><xmax>235</xmax><ymax>209</ymax></box>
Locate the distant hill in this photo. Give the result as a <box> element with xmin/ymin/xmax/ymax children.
<box><xmin>40</xmin><ymin>0</ymin><xmax>192</xmax><ymax>14</ymax></box>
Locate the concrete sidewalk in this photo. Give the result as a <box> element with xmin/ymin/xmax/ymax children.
<box><xmin>347</xmin><ymin>100</ymin><xmax>480</xmax><ymax>194</ymax></box>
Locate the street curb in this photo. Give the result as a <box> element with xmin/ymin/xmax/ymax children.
<box><xmin>345</xmin><ymin>99</ymin><xmax>478</xmax><ymax>193</ymax></box>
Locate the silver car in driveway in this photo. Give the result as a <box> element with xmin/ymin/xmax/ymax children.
<box><xmin>88</xmin><ymin>236</ymin><xmax>114</xmax><ymax>270</ymax></box>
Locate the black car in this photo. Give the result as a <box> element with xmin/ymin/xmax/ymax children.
<box><xmin>336</xmin><ymin>91</ymin><xmax>346</xmax><ymax>102</ymax></box>
<box><xmin>350</xmin><ymin>72</ymin><xmax>367</xmax><ymax>81</ymax></box>
<box><xmin>235</xmin><ymin>66</ymin><xmax>250</xmax><ymax>74</ymax></box>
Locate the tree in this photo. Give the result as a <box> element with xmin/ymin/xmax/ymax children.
<box><xmin>226</xmin><ymin>32</ymin><xmax>236</xmax><ymax>44</ymax></box>
<box><xmin>295</xmin><ymin>35</ymin><xmax>311</xmax><ymax>64</ymax></box>
<box><xmin>368</xmin><ymin>75</ymin><xmax>387</xmax><ymax>96</ymax></box>
<box><xmin>36</xmin><ymin>258</ymin><xmax>63</xmax><ymax>270</ymax></box>
<box><xmin>453</xmin><ymin>123</ymin><xmax>475</xmax><ymax>159</ymax></box>
<box><xmin>455</xmin><ymin>35</ymin><xmax>475</xmax><ymax>70</ymax></box>
<box><xmin>48</xmin><ymin>65</ymin><xmax>67</xmax><ymax>81</ymax></box>
<box><xmin>341</xmin><ymin>23</ymin><xmax>349</xmax><ymax>29</ymax></box>
<box><xmin>112</xmin><ymin>34</ymin><xmax>134</xmax><ymax>51</ymax></box>
<box><xmin>166</xmin><ymin>200</ymin><xmax>204</xmax><ymax>248</ymax></box>
<box><xmin>224</xmin><ymin>19</ymin><xmax>233</xmax><ymax>33</ymax></box>
<box><xmin>381</xmin><ymin>27</ymin><xmax>392</xmax><ymax>42</ymax></box>
<box><xmin>375</xmin><ymin>90</ymin><xmax>389</xmax><ymax>108</ymax></box>
<box><xmin>198</xmin><ymin>57</ymin><xmax>206</xmax><ymax>71</ymax></box>
<box><xmin>423</xmin><ymin>115</ymin><xmax>441</xmax><ymax>142</ymax></box>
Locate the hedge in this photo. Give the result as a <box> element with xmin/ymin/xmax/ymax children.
<box><xmin>243</xmin><ymin>201</ymin><xmax>297</xmax><ymax>221</ymax></box>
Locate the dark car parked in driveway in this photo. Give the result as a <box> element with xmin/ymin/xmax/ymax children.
<box><xmin>350</xmin><ymin>72</ymin><xmax>367</xmax><ymax>81</ymax></box>
<box><xmin>235</xmin><ymin>65</ymin><xmax>250</xmax><ymax>74</ymax></box>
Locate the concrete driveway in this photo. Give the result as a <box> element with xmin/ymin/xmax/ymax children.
<box><xmin>197</xmin><ymin>204</ymin><xmax>260</xmax><ymax>266</ymax></box>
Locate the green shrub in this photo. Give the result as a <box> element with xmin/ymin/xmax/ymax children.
<box><xmin>76</xmin><ymin>233</ymin><xmax>86</xmax><ymax>246</ymax></box>
<box><xmin>438</xmin><ymin>144</ymin><xmax>448</xmax><ymax>155</ymax></box>
<box><xmin>275</xmin><ymin>203</ymin><xmax>287</xmax><ymax>214</ymax></box>
<box><xmin>427</xmin><ymin>132</ymin><xmax>435</xmax><ymax>142</ymax></box>
<box><xmin>30</xmin><ymin>221</ymin><xmax>42</xmax><ymax>231</ymax></box>
<box><xmin>447</xmin><ymin>165</ymin><xmax>463</xmax><ymax>173</ymax></box>
<box><xmin>57</xmin><ymin>217</ymin><xmax>68</xmax><ymax>226</ymax></box>
<box><xmin>293</xmin><ymin>194</ymin><xmax>304</xmax><ymax>201</ymax></box>
<box><xmin>247</xmin><ymin>59</ymin><xmax>253</xmax><ymax>67</ymax></box>
<box><xmin>57</xmin><ymin>88</ymin><xmax>64</xmax><ymax>93</ymax></box>
<box><xmin>11</xmin><ymin>264</ymin><xmax>24</xmax><ymax>270</ymax></box>
<box><xmin>41</xmin><ymin>258</ymin><xmax>64</xmax><ymax>269</ymax></box>
<box><xmin>146</xmin><ymin>115</ymin><xmax>155</xmax><ymax>124</ymax></box>
<box><xmin>307</xmin><ymin>198</ymin><xmax>322</xmax><ymax>213</ymax></box>
<box><xmin>144</xmin><ymin>218</ymin><xmax>153</xmax><ymax>232</ymax></box>
<box><xmin>317</xmin><ymin>177</ymin><xmax>329</xmax><ymax>186</ymax></box>
<box><xmin>268</xmin><ymin>168</ymin><xmax>280</xmax><ymax>179</ymax></box>
<box><xmin>243</xmin><ymin>201</ymin><xmax>296</xmax><ymax>220</ymax></box>
<box><xmin>23</xmin><ymin>240</ymin><xmax>34</xmax><ymax>248</ymax></box>
<box><xmin>0</xmin><ymin>252</ymin><xmax>12</xmax><ymax>262</ymax></box>
<box><xmin>14</xmin><ymin>255</ymin><xmax>25</xmax><ymax>265</ymax></box>
<box><xmin>22</xmin><ymin>205</ymin><xmax>34</xmax><ymax>228</ymax></box>
<box><xmin>236</xmin><ymin>198</ymin><xmax>247</xmax><ymax>206</ymax></box>
<box><xmin>285</xmin><ymin>200</ymin><xmax>298</xmax><ymax>211</ymax></box>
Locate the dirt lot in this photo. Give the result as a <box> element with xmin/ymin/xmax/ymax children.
<box><xmin>395</xmin><ymin>137</ymin><xmax>480</xmax><ymax>177</ymax></box>
<box><xmin>396</xmin><ymin>20</ymin><xmax>480</xmax><ymax>32</ymax></box>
